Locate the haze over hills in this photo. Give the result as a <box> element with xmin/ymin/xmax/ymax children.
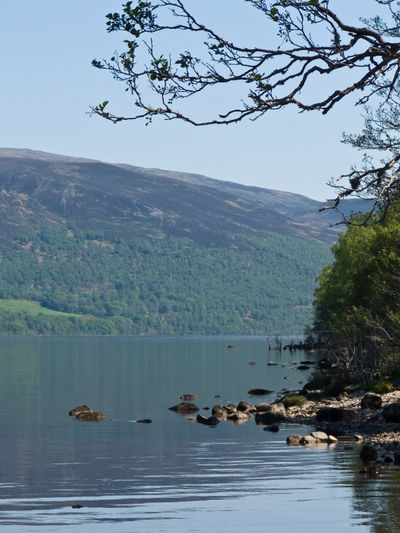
<box><xmin>0</xmin><ymin>148</ymin><xmax>371</xmax><ymax>245</ymax></box>
<box><xmin>0</xmin><ymin>148</ymin><xmax>366</xmax><ymax>335</ymax></box>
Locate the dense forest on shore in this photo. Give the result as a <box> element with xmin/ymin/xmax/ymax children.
<box><xmin>0</xmin><ymin>226</ymin><xmax>331</xmax><ymax>335</ymax></box>
<box><xmin>312</xmin><ymin>203</ymin><xmax>400</xmax><ymax>384</ymax></box>
<box><xmin>0</xmin><ymin>150</ymin><xmax>341</xmax><ymax>336</ymax></box>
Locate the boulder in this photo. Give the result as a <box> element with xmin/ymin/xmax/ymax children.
<box><xmin>212</xmin><ymin>405</ymin><xmax>227</xmax><ymax>419</ymax></box>
<box><xmin>300</xmin><ymin>435</ymin><xmax>318</xmax><ymax>445</ymax></box>
<box><xmin>227</xmin><ymin>411</ymin><xmax>248</xmax><ymax>422</ymax></box>
<box><xmin>76</xmin><ymin>411</ymin><xmax>106</xmax><ymax>421</ymax></box>
<box><xmin>310</xmin><ymin>431</ymin><xmax>329</xmax><ymax>442</ymax></box>
<box><xmin>316</xmin><ymin>407</ymin><xmax>356</xmax><ymax>423</ymax></box>
<box><xmin>237</xmin><ymin>401</ymin><xmax>255</xmax><ymax>413</ymax></box>
<box><xmin>169</xmin><ymin>402</ymin><xmax>199</xmax><ymax>414</ymax></box>
<box><xmin>361</xmin><ymin>393</ymin><xmax>382</xmax><ymax>410</ymax></box>
<box><xmin>327</xmin><ymin>435</ymin><xmax>339</xmax><ymax>444</ymax></box>
<box><xmin>69</xmin><ymin>405</ymin><xmax>93</xmax><ymax>417</ymax></box>
<box><xmin>255</xmin><ymin>402</ymin><xmax>271</xmax><ymax>412</ymax></box>
<box><xmin>196</xmin><ymin>414</ymin><xmax>220</xmax><ymax>426</ymax></box>
<box><xmin>224</xmin><ymin>403</ymin><xmax>238</xmax><ymax>413</ymax></box>
<box><xmin>255</xmin><ymin>403</ymin><xmax>285</xmax><ymax>425</ymax></box>
<box><xmin>382</xmin><ymin>401</ymin><xmax>400</xmax><ymax>422</ymax></box>
<box><xmin>286</xmin><ymin>435</ymin><xmax>302</xmax><ymax>446</ymax></box>
<box><xmin>360</xmin><ymin>445</ymin><xmax>378</xmax><ymax>463</ymax></box>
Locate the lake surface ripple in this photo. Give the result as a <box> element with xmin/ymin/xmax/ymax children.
<box><xmin>0</xmin><ymin>336</ymin><xmax>397</xmax><ymax>532</ymax></box>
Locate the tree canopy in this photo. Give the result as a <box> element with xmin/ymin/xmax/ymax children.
<box><xmin>313</xmin><ymin>202</ymin><xmax>400</xmax><ymax>382</ymax></box>
<box><xmin>92</xmin><ymin>1</ymin><xmax>400</xmax><ymax>211</ymax></box>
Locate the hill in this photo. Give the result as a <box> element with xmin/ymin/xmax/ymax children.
<box><xmin>0</xmin><ymin>148</ymin><xmax>356</xmax><ymax>335</ymax></box>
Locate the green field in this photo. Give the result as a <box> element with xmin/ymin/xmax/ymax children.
<box><xmin>0</xmin><ymin>299</ymin><xmax>81</xmax><ymax>318</ymax></box>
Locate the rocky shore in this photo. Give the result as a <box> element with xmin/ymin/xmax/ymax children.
<box><xmin>282</xmin><ymin>389</ymin><xmax>400</xmax><ymax>446</ymax></box>
<box><xmin>171</xmin><ymin>388</ymin><xmax>400</xmax><ymax>458</ymax></box>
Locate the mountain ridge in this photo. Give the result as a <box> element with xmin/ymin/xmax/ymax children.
<box><xmin>0</xmin><ymin>148</ymin><xmax>359</xmax><ymax>335</ymax></box>
<box><xmin>0</xmin><ymin>147</ymin><xmax>369</xmax><ymax>245</ymax></box>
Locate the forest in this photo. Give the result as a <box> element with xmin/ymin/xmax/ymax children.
<box><xmin>0</xmin><ymin>225</ymin><xmax>331</xmax><ymax>335</ymax></box>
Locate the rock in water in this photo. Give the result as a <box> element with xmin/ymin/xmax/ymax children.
<box><xmin>76</xmin><ymin>411</ymin><xmax>106</xmax><ymax>421</ymax></box>
<box><xmin>237</xmin><ymin>401</ymin><xmax>255</xmax><ymax>413</ymax></box>
<box><xmin>196</xmin><ymin>414</ymin><xmax>220</xmax><ymax>426</ymax></box>
<box><xmin>360</xmin><ymin>445</ymin><xmax>378</xmax><ymax>463</ymax></box>
<box><xmin>264</xmin><ymin>425</ymin><xmax>280</xmax><ymax>433</ymax></box>
<box><xmin>255</xmin><ymin>404</ymin><xmax>285</xmax><ymax>425</ymax></box>
<box><xmin>169</xmin><ymin>402</ymin><xmax>199</xmax><ymax>414</ymax></box>
<box><xmin>180</xmin><ymin>394</ymin><xmax>199</xmax><ymax>401</ymax></box>
<box><xmin>248</xmin><ymin>388</ymin><xmax>273</xmax><ymax>396</ymax></box>
<box><xmin>286</xmin><ymin>435</ymin><xmax>302</xmax><ymax>446</ymax></box>
<box><xmin>69</xmin><ymin>405</ymin><xmax>93</xmax><ymax>417</ymax></box>
<box><xmin>310</xmin><ymin>431</ymin><xmax>329</xmax><ymax>442</ymax></box>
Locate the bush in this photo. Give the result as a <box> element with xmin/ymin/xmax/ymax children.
<box><xmin>303</xmin><ymin>373</ymin><xmax>331</xmax><ymax>392</ymax></box>
<box><xmin>282</xmin><ymin>395</ymin><xmax>308</xmax><ymax>408</ymax></box>
<box><xmin>325</xmin><ymin>381</ymin><xmax>346</xmax><ymax>397</ymax></box>
<box><xmin>371</xmin><ymin>380</ymin><xmax>396</xmax><ymax>394</ymax></box>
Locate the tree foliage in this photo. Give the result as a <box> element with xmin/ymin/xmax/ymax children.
<box><xmin>313</xmin><ymin>203</ymin><xmax>400</xmax><ymax>382</ymax></box>
<box><xmin>92</xmin><ymin>1</ymin><xmax>400</xmax><ymax>209</ymax></box>
<box><xmin>0</xmin><ymin>226</ymin><xmax>331</xmax><ymax>335</ymax></box>
<box><xmin>332</xmin><ymin>81</ymin><xmax>400</xmax><ymax>222</ymax></box>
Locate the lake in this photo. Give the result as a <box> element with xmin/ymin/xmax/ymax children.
<box><xmin>0</xmin><ymin>336</ymin><xmax>398</xmax><ymax>532</ymax></box>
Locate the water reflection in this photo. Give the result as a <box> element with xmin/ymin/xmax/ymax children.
<box><xmin>331</xmin><ymin>444</ymin><xmax>400</xmax><ymax>532</ymax></box>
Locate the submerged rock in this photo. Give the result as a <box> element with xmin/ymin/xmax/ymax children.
<box><xmin>180</xmin><ymin>394</ymin><xmax>199</xmax><ymax>401</ymax></box>
<box><xmin>248</xmin><ymin>388</ymin><xmax>273</xmax><ymax>396</ymax></box>
<box><xmin>169</xmin><ymin>402</ymin><xmax>199</xmax><ymax>414</ymax></box>
<box><xmin>264</xmin><ymin>424</ymin><xmax>280</xmax><ymax>433</ymax></box>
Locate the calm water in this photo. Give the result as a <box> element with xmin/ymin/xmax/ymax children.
<box><xmin>0</xmin><ymin>336</ymin><xmax>398</xmax><ymax>532</ymax></box>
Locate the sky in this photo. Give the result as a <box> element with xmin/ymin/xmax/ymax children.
<box><xmin>0</xmin><ymin>1</ymin><xmax>381</xmax><ymax>201</ymax></box>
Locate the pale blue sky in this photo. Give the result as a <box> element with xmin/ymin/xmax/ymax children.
<box><xmin>1</xmin><ymin>1</ymin><xmax>379</xmax><ymax>200</ymax></box>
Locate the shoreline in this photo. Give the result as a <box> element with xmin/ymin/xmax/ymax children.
<box><xmin>281</xmin><ymin>389</ymin><xmax>400</xmax><ymax>450</ymax></box>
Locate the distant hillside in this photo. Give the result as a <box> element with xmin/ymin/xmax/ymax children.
<box><xmin>0</xmin><ymin>148</ymin><xmax>355</xmax><ymax>335</ymax></box>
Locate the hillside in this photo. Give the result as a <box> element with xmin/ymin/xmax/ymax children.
<box><xmin>0</xmin><ymin>148</ymin><xmax>349</xmax><ymax>335</ymax></box>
